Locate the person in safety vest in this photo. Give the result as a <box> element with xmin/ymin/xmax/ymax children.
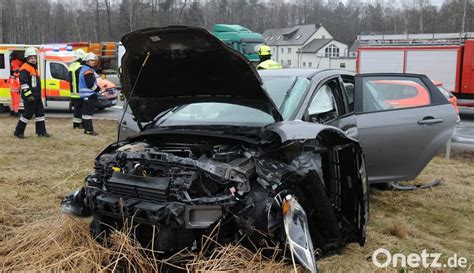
<box><xmin>9</xmin><ymin>53</ymin><xmax>23</xmax><ymax>117</ymax></box>
<box><xmin>256</xmin><ymin>45</ymin><xmax>282</xmax><ymax>70</ymax></box>
<box><xmin>79</xmin><ymin>52</ymin><xmax>100</xmax><ymax>136</ymax></box>
<box><xmin>68</xmin><ymin>49</ymin><xmax>86</xmax><ymax>129</ymax></box>
<box><xmin>14</xmin><ymin>47</ymin><xmax>51</xmax><ymax>138</ymax></box>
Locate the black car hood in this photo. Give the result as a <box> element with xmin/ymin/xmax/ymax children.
<box><xmin>121</xmin><ymin>26</ymin><xmax>282</xmax><ymax>123</ymax></box>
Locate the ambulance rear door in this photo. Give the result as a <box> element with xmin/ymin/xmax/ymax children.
<box><xmin>0</xmin><ymin>50</ymin><xmax>11</xmax><ymax>105</ymax></box>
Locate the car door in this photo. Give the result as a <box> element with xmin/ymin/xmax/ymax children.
<box><xmin>0</xmin><ymin>50</ymin><xmax>11</xmax><ymax>106</ymax></box>
<box><xmin>302</xmin><ymin>75</ymin><xmax>359</xmax><ymax>140</ymax></box>
<box><xmin>353</xmin><ymin>73</ymin><xmax>457</xmax><ymax>184</ymax></box>
<box><xmin>46</xmin><ymin>61</ymin><xmax>71</xmax><ymax>100</ymax></box>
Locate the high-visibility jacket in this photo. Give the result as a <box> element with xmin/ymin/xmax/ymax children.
<box><xmin>256</xmin><ymin>59</ymin><xmax>283</xmax><ymax>70</ymax></box>
<box><xmin>11</xmin><ymin>58</ymin><xmax>23</xmax><ymax>73</ymax></box>
<box><xmin>78</xmin><ymin>65</ymin><xmax>98</xmax><ymax>98</ymax></box>
<box><xmin>19</xmin><ymin>62</ymin><xmax>41</xmax><ymax>98</ymax></box>
<box><xmin>68</xmin><ymin>61</ymin><xmax>82</xmax><ymax>99</ymax></box>
<box><xmin>8</xmin><ymin>74</ymin><xmax>20</xmax><ymax>92</ymax></box>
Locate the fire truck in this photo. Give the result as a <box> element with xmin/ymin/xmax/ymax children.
<box><xmin>356</xmin><ymin>32</ymin><xmax>474</xmax><ymax>106</ymax></box>
<box><xmin>67</xmin><ymin>42</ymin><xmax>117</xmax><ymax>73</ymax></box>
<box><xmin>0</xmin><ymin>44</ymin><xmax>118</xmax><ymax>112</ymax></box>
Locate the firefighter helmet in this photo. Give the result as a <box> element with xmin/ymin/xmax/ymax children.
<box><xmin>258</xmin><ymin>45</ymin><xmax>272</xmax><ymax>56</ymax></box>
<box><xmin>24</xmin><ymin>47</ymin><xmax>38</xmax><ymax>58</ymax></box>
<box><xmin>73</xmin><ymin>49</ymin><xmax>86</xmax><ymax>61</ymax></box>
<box><xmin>84</xmin><ymin>52</ymin><xmax>98</xmax><ymax>62</ymax></box>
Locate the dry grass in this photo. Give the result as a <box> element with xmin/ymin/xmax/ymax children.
<box><xmin>0</xmin><ymin>116</ymin><xmax>473</xmax><ymax>272</ymax></box>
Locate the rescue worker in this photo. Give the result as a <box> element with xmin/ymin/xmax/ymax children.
<box><xmin>68</xmin><ymin>49</ymin><xmax>86</xmax><ymax>129</ymax></box>
<box><xmin>256</xmin><ymin>45</ymin><xmax>282</xmax><ymax>70</ymax></box>
<box><xmin>14</xmin><ymin>47</ymin><xmax>51</xmax><ymax>138</ymax></box>
<box><xmin>78</xmin><ymin>52</ymin><xmax>100</xmax><ymax>136</ymax></box>
<box><xmin>9</xmin><ymin>53</ymin><xmax>23</xmax><ymax>117</ymax></box>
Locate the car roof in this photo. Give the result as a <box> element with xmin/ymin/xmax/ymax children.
<box><xmin>258</xmin><ymin>68</ymin><xmax>355</xmax><ymax>79</ymax></box>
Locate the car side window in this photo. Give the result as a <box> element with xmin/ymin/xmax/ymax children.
<box><xmin>361</xmin><ymin>76</ymin><xmax>431</xmax><ymax>112</ymax></box>
<box><xmin>307</xmin><ymin>79</ymin><xmax>342</xmax><ymax>123</ymax></box>
<box><xmin>50</xmin><ymin>62</ymin><xmax>69</xmax><ymax>81</ymax></box>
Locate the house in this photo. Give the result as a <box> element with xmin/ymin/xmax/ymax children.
<box><xmin>263</xmin><ymin>24</ymin><xmax>355</xmax><ymax>71</ymax></box>
<box><xmin>348</xmin><ymin>40</ymin><xmax>360</xmax><ymax>58</ymax></box>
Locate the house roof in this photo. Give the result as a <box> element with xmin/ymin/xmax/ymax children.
<box><xmin>349</xmin><ymin>40</ymin><xmax>360</xmax><ymax>52</ymax></box>
<box><xmin>263</xmin><ymin>24</ymin><xmax>321</xmax><ymax>46</ymax></box>
<box><xmin>298</xmin><ymin>38</ymin><xmax>333</xmax><ymax>53</ymax></box>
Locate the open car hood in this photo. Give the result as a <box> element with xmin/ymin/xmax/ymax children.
<box><xmin>121</xmin><ymin>26</ymin><xmax>282</xmax><ymax>123</ymax></box>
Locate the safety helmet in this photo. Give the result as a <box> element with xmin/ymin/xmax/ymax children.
<box><xmin>258</xmin><ymin>45</ymin><xmax>272</xmax><ymax>56</ymax></box>
<box><xmin>24</xmin><ymin>47</ymin><xmax>38</xmax><ymax>58</ymax></box>
<box><xmin>73</xmin><ymin>49</ymin><xmax>86</xmax><ymax>61</ymax></box>
<box><xmin>84</xmin><ymin>52</ymin><xmax>98</xmax><ymax>62</ymax></box>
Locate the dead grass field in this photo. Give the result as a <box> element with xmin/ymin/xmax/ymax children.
<box><xmin>0</xmin><ymin>116</ymin><xmax>473</xmax><ymax>272</ymax></box>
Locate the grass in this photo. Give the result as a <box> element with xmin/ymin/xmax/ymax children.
<box><xmin>0</xmin><ymin>116</ymin><xmax>473</xmax><ymax>272</ymax></box>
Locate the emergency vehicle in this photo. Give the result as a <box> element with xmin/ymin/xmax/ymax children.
<box><xmin>356</xmin><ymin>32</ymin><xmax>474</xmax><ymax>106</ymax></box>
<box><xmin>68</xmin><ymin>42</ymin><xmax>117</xmax><ymax>73</ymax></box>
<box><xmin>0</xmin><ymin>44</ymin><xmax>118</xmax><ymax>111</ymax></box>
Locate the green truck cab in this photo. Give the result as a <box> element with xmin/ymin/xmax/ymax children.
<box><xmin>212</xmin><ymin>24</ymin><xmax>264</xmax><ymax>65</ymax></box>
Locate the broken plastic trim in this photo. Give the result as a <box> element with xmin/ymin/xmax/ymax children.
<box><xmin>387</xmin><ymin>178</ymin><xmax>443</xmax><ymax>191</ymax></box>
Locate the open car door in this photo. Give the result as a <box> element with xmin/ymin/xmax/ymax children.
<box><xmin>353</xmin><ymin>73</ymin><xmax>457</xmax><ymax>184</ymax></box>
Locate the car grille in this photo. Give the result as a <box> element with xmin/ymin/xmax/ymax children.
<box><xmin>106</xmin><ymin>172</ymin><xmax>169</xmax><ymax>202</ymax></box>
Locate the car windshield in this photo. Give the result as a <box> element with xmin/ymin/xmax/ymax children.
<box><xmin>241</xmin><ymin>41</ymin><xmax>264</xmax><ymax>54</ymax></box>
<box><xmin>262</xmin><ymin>76</ymin><xmax>310</xmax><ymax>120</ymax></box>
<box><xmin>151</xmin><ymin>76</ymin><xmax>309</xmax><ymax>128</ymax></box>
<box><xmin>154</xmin><ymin>103</ymin><xmax>275</xmax><ymax>127</ymax></box>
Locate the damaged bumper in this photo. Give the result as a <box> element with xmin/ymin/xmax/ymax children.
<box><xmin>61</xmin><ymin>125</ymin><xmax>369</xmax><ymax>269</ymax></box>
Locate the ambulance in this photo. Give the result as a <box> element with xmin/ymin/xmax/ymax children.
<box><xmin>0</xmin><ymin>44</ymin><xmax>118</xmax><ymax>111</ymax></box>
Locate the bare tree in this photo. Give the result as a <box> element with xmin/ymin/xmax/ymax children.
<box><xmin>178</xmin><ymin>0</ymin><xmax>188</xmax><ymax>24</ymax></box>
<box><xmin>462</xmin><ymin>0</ymin><xmax>468</xmax><ymax>33</ymax></box>
<box><xmin>95</xmin><ymin>0</ymin><xmax>100</xmax><ymax>41</ymax></box>
<box><xmin>104</xmin><ymin>0</ymin><xmax>113</xmax><ymax>39</ymax></box>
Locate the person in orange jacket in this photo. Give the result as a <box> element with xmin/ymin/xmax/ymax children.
<box><xmin>9</xmin><ymin>53</ymin><xmax>23</xmax><ymax>117</ymax></box>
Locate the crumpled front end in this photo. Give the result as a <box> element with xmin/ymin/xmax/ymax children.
<box><xmin>62</xmin><ymin>126</ymin><xmax>368</xmax><ymax>261</ymax></box>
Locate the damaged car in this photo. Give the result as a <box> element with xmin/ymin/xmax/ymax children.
<box><xmin>62</xmin><ymin>26</ymin><xmax>456</xmax><ymax>272</ymax></box>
